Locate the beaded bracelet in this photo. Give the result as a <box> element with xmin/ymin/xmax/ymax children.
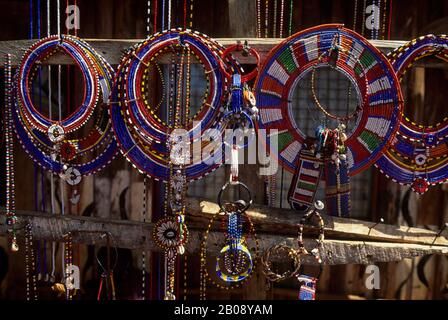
<box><xmin>261</xmin><ymin>244</ymin><xmax>301</xmax><ymax>282</ymax></box>
<box><xmin>255</xmin><ymin>24</ymin><xmax>403</xmax><ymax>176</ymax></box>
<box><xmin>375</xmin><ymin>34</ymin><xmax>448</xmax><ymax>193</ymax></box>
<box><xmin>297</xmin><ymin>203</ymin><xmax>325</xmax><ymax>263</ymax></box>
<box><xmin>215</xmin><ymin>242</ymin><xmax>253</xmax><ymax>282</ymax></box>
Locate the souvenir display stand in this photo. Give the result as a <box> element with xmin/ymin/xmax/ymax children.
<box><xmin>0</xmin><ymin>0</ymin><xmax>447</xmax><ymax>301</ymax></box>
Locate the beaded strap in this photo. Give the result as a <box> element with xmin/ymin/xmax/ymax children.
<box><xmin>375</xmin><ymin>34</ymin><xmax>448</xmax><ymax>193</ymax></box>
<box><xmin>324</xmin><ymin>157</ymin><xmax>351</xmax><ymax>217</ymax></box>
<box><xmin>4</xmin><ymin>54</ymin><xmax>19</xmax><ymax>251</ymax></box>
<box><xmin>297</xmin><ymin>205</ymin><xmax>325</xmax><ymax>263</ymax></box>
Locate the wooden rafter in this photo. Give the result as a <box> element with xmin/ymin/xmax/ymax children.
<box><xmin>0</xmin><ymin>38</ymin><xmax>406</xmax><ymax>66</ymax></box>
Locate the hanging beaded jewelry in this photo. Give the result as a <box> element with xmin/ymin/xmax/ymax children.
<box><xmin>256</xmin><ymin>0</ymin><xmax>262</xmax><ymax>38</ymax></box>
<box><xmin>4</xmin><ymin>54</ymin><xmax>19</xmax><ymax>251</ymax></box>
<box><xmin>296</xmin><ymin>201</ymin><xmax>325</xmax><ymax>300</ymax></box>
<box><xmin>279</xmin><ymin>0</ymin><xmax>285</xmax><ymax>38</ymax></box>
<box><xmin>141</xmin><ymin>176</ymin><xmax>148</xmax><ymax>300</ymax></box>
<box><xmin>199</xmin><ymin>200</ymin><xmax>259</xmax><ymax>299</ymax></box>
<box><xmin>152</xmin><ymin>216</ymin><xmax>189</xmax><ymax>299</ymax></box>
<box><xmin>261</xmin><ymin>244</ymin><xmax>301</xmax><ymax>282</ymax></box>
<box><xmin>288</xmin><ymin>0</ymin><xmax>294</xmax><ymax>36</ymax></box>
<box><xmin>14</xmin><ymin>35</ymin><xmax>117</xmax><ymax>178</ymax></box>
<box><xmin>219</xmin><ymin>42</ymin><xmax>260</xmax><ymax>151</ymax></box>
<box><xmin>215</xmin><ymin>184</ymin><xmax>254</xmax><ymax>283</ymax></box>
<box><xmin>96</xmin><ymin>234</ymin><xmax>118</xmax><ymax>300</ymax></box>
<box><xmin>199</xmin><ymin>145</ymin><xmax>259</xmax><ymax>298</ymax></box>
<box><xmin>25</xmin><ymin>223</ymin><xmax>38</xmax><ymax>300</ymax></box>
<box><xmin>110</xmin><ymin>29</ymin><xmax>238</xmax><ymax>182</ymax></box>
<box><xmin>375</xmin><ymin>35</ymin><xmax>448</xmax><ymax>193</ymax></box>
<box><xmin>261</xmin><ymin>201</ymin><xmax>324</xmax><ymax>290</ymax></box>
<box><xmin>255</xmin><ymin>24</ymin><xmax>403</xmax><ymax>176</ymax></box>
<box><xmin>64</xmin><ymin>232</ymin><xmax>74</xmax><ymax>300</ymax></box>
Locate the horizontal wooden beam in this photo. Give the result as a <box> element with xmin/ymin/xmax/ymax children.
<box><xmin>0</xmin><ymin>38</ymin><xmax>406</xmax><ymax>66</ymax></box>
<box><xmin>186</xmin><ymin>198</ymin><xmax>448</xmax><ymax>247</ymax></box>
<box><xmin>1</xmin><ymin>197</ymin><xmax>447</xmax><ymax>265</ymax></box>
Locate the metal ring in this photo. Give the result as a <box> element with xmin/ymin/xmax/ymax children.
<box><xmin>217</xmin><ymin>181</ymin><xmax>253</xmax><ymax>212</ymax></box>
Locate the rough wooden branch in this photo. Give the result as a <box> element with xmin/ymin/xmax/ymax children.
<box><xmin>0</xmin><ymin>38</ymin><xmax>406</xmax><ymax>66</ymax></box>
<box><xmin>1</xmin><ymin>198</ymin><xmax>447</xmax><ymax>265</ymax></box>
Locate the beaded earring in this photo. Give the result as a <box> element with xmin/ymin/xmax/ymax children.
<box><xmin>199</xmin><ymin>193</ymin><xmax>259</xmax><ymax>300</ymax></box>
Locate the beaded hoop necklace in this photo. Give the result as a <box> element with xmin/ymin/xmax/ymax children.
<box><xmin>110</xmin><ymin>29</ymin><xmax>237</xmax><ymax>182</ymax></box>
<box><xmin>17</xmin><ymin>35</ymin><xmax>99</xmax><ymax>133</ymax></box>
<box><xmin>375</xmin><ymin>35</ymin><xmax>448</xmax><ymax>193</ymax></box>
<box><xmin>14</xmin><ymin>35</ymin><xmax>117</xmax><ymax>177</ymax></box>
<box><xmin>255</xmin><ymin>24</ymin><xmax>403</xmax><ymax>176</ymax></box>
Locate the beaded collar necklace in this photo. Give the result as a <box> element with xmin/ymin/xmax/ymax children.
<box><xmin>255</xmin><ymin>24</ymin><xmax>403</xmax><ymax>177</ymax></box>
<box><xmin>110</xmin><ymin>29</ymin><xmax>239</xmax><ymax>182</ymax></box>
<box><xmin>15</xmin><ymin>35</ymin><xmax>117</xmax><ymax>179</ymax></box>
<box><xmin>375</xmin><ymin>35</ymin><xmax>448</xmax><ymax>193</ymax></box>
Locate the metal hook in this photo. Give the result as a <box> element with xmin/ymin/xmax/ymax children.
<box><xmin>430</xmin><ymin>222</ymin><xmax>448</xmax><ymax>247</ymax></box>
<box><xmin>368</xmin><ymin>218</ymin><xmax>384</xmax><ymax>236</ymax></box>
<box><xmin>363</xmin><ymin>218</ymin><xmax>385</xmax><ymax>260</ymax></box>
